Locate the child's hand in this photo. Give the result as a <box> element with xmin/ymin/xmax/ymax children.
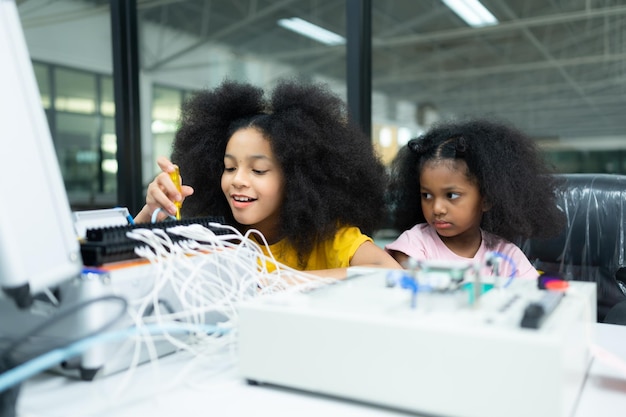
<box><xmin>134</xmin><ymin>156</ymin><xmax>194</xmax><ymax>223</ymax></box>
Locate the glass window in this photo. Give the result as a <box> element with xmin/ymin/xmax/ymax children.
<box><xmin>151</xmin><ymin>85</ymin><xmax>183</xmax><ymax>176</ymax></box>
<box><xmin>55</xmin><ymin>68</ymin><xmax>97</xmax><ymax>114</ymax></box>
<box><xmin>138</xmin><ymin>1</ymin><xmax>346</xmax><ymax>93</ymax></box>
<box><xmin>33</xmin><ymin>62</ymin><xmax>50</xmax><ymax>109</ymax></box>
<box><xmin>545</xmin><ymin>149</ymin><xmax>626</xmax><ymax>174</ymax></box>
<box><xmin>371</xmin><ymin>1</ymin><xmax>626</xmax><ymax>173</ymax></box>
<box><xmin>101</xmin><ymin>76</ymin><xmax>115</xmax><ymax>117</ymax></box>
<box><xmin>19</xmin><ymin>0</ymin><xmax>115</xmax><ymax>210</ymax></box>
<box><xmin>18</xmin><ymin>0</ymin><xmax>626</xmax><ymax>215</ymax></box>
<box><xmin>56</xmin><ymin>112</ymin><xmax>100</xmax><ymax>204</ymax></box>
<box><xmin>101</xmin><ymin>117</ymin><xmax>117</xmax><ymax>195</ymax></box>
<box><xmin>137</xmin><ymin>1</ymin><xmax>349</xmax><ymax>186</ymax></box>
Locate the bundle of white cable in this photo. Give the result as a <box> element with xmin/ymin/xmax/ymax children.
<box><xmin>119</xmin><ymin>222</ymin><xmax>333</xmax><ymax>363</ymax></box>
<box><xmin>46</xmin><ymin>222</ymin><xmax>336</xmax><ymax>401</ymax></box>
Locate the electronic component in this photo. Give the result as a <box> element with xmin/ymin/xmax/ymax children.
<box><xmin>238</xmin><ymin>270</ymin><xmax>596</xmax><ymax>417</ymax></box>
<box><xmin>79</xmin><ymin>216</ymin><xmax>225</xmax><ymax>266</ymax></box>
<box><xmin>520</xmin><ymin>290</ymin><xmax>565</xmax><ymax>329</ymax></box>
<box><xmin>73</xmin><ymin>207</ymin><xmax>133</xmax><ymax>240</ymax></box>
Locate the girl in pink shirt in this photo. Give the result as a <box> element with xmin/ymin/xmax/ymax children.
<box><xmin>385</xmin><ymin>118</ymin><xmax>565</xmax><ymax>279</ymax></box>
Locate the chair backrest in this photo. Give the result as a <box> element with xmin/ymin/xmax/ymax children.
<box><xmin>520</xmin><ymin>173</ymin><xmax>626</xmax><ymax>321</ymax></box>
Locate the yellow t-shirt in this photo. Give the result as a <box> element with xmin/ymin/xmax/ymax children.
<box><xmin>258</xmin><ymin>226</ymin><xmax>372</xmax><ymax>272</ymax></box>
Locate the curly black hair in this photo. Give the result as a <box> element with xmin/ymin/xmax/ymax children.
<box><xmin>388</xmin><ymin>117</ymin><xmax>566</xmax><ymax>243</ymax></box>
<box><xmin>170</xmin><ymin>79</ymin><xmax>388</xmax><ymax>266</ymax></box>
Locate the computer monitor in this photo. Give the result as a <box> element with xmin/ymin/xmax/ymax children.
<box><xmin>0</xmin><ymin>0</ymin><xmax>83</xmax><ymax>308</ymax></box>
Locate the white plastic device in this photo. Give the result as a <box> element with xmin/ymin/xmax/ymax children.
<box><xmin>238</xmin><ymin>271</ymin><xmax>596</xmax><ymax>417</ymax></box>
<box><xmin>0</xmin><ymin>0</ymin><xmax>82</xmax><ymax>308</ymax></box>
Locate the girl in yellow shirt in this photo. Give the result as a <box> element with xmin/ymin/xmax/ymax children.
<box><xmin>135</xmin><ymin>80</ymin><xmax>401</xmax><ymax>278</ymax></box>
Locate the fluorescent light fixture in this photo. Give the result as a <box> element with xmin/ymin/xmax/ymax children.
<box><xmin>442</xmin><ymin>0</ymin><xmax>498</xmax><ymax>28</ymax></box>
<box><xmin>277</xmin><ymin>17</ymin><xmax>345</xmax><ymax>46</ymax></box>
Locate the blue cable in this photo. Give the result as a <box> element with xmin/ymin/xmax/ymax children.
<box><xmin>386</xmin><ymin>270</ymin><xmax>433</xmax><ymax>309</ymax></box>
<box><xmin>488</xmin><ymin>251</ymin><xmax>517</xmax><ymax>287</ymax></box>
<box><xmin>112</xmin><ymin>206</ymin><xmax>135</xmax><ymax>225</ymax></box>
<box><xmin>0</xmin><ymin>323</ymin><xmax>229</xmax><ymax>392</ymax></box>
<box><xmin>150</xmin><ymin>208</ymin><xmax>177</xmax><ymax>223</ymax></box>
<box><xmin>400</xmin><ymin>276</ymin><xmax>419</xmax><ymax>309</ymax></box>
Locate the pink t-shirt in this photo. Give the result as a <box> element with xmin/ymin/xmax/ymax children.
<box><xmin>385</xmin><ymin>223</ymin><xmax>538</xmax><ymax>279</ymax></box>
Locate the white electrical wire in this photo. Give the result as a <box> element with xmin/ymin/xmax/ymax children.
<box><xmin>82</xmin><ymin>222</ymin><xmax>335</xmax><ymax>398</ymax></box>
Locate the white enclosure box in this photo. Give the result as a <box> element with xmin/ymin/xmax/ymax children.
<box><xmin>238</xmin><ymin>271</ymin><xmax>596</xmax><ymax>417</ymax></box>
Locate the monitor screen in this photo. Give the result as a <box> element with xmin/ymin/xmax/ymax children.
<box><xmin>0</xmin><ymin>0</ymin><xmax>83</xmax><ymax>308</ymax></box>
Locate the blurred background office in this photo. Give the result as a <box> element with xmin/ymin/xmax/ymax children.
<box><xmin>15</xmin><ymin>0</ymin><xmax>626</xmax><ymax>215</ymax></box>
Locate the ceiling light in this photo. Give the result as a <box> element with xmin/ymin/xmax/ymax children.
<box><xmin>277</xmin><ymin>17</ymin><xmax>345</xmax><ymax>46</ymax></box>
<box><xmin>442</xmin><ymin>0</ymin><xmax>498</xmax><ymax>28</ymax></box>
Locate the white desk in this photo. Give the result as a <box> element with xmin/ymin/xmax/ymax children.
<box><xmin>574</xmin><ymin>323</ymin><xmax>626</xmax><ymax>417</ymax></box>
<box><xmin>17</xmin><ymin>323</ymin><xmax>626</xmax><ymax>417</ymax></box>
<box><xmin>17</xmin><ymin>354</ymin><xmax>405</xmax><ymax>417</ymax></box>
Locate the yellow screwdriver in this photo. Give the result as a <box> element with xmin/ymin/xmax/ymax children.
<box><xmin>169</xmin><ymin>166</ymin><xmax>182</xmax><ymax>220</ymax></box>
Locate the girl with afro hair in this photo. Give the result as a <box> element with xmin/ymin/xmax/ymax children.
<box><xmin>135</xmin><ymin>79</ymin><xmax>401</xmax><ymax>278</ymax></box>
<box><xmin>385</xmin><ymin>117</ymin><xmax>565</xmax><ymax>279</ymax></box>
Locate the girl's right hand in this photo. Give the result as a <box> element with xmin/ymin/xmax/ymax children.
<box><xmin>134</xmin><ymin>156</ymin><xmax>194</xmax><ymax>223</ymax></box>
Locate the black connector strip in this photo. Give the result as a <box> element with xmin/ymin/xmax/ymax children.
<box><xmin>520</xmin><ymin>290</ymin><xmax>565</xmax><ymax>329</ymax></box>
<box><xmin>80</xmin><ymin>216</ymin><xmax>226</xmax><ymax>266</ymax></box>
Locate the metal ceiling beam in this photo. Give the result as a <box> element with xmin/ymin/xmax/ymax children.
<box><xmin>384</xmin><ymin>11</ymin><xmax>618</xmax><ymax>85</ymax></box>
<box><xmin>376</xmin><ymin>5</ymin><xmax>626</xmax><ymax>47</ymax></box>
<box><xmin>418</xmin><ymin>76</ymin><xmax>626</xmax><ymax>103</ymax></box>
<box><xmin>492</xmin><ymin>0</ymin><xmax>611</xmax><ymax>127</ymax></box>
<box><xmin>145</xmin><ymin>0</ymin><xmax>297</xmax><ymax>71</ymax></box>
<box><xmin>375</xmin><ymin>52</ymin><xmax>626</xmax><ymax>84</ymax></box>
<box><xmin>257</xmin><ymin>5</ymin><xmax>626</xmax><ymax>64</ymax></box>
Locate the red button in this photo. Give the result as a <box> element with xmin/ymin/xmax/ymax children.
<box><xmin>545</xmin><ymin>279</ymin><xmax>569</xmax><ymax>291</ymax></box>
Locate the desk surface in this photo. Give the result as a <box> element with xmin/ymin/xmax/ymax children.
<box><xmin>17</xmin><ymin>323</ymin><xmax>626</xmax><ymax>417</ymax></box>
<box><xmin>574</xmin><ymin>323</ymin><xmax>626</xmax><ymax>417</ymax></box>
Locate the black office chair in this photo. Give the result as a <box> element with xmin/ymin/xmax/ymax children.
<box><xmin>520</xmin><ymin>173</ymin><xmax>626</xmax><ymax>323</ymax></box>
